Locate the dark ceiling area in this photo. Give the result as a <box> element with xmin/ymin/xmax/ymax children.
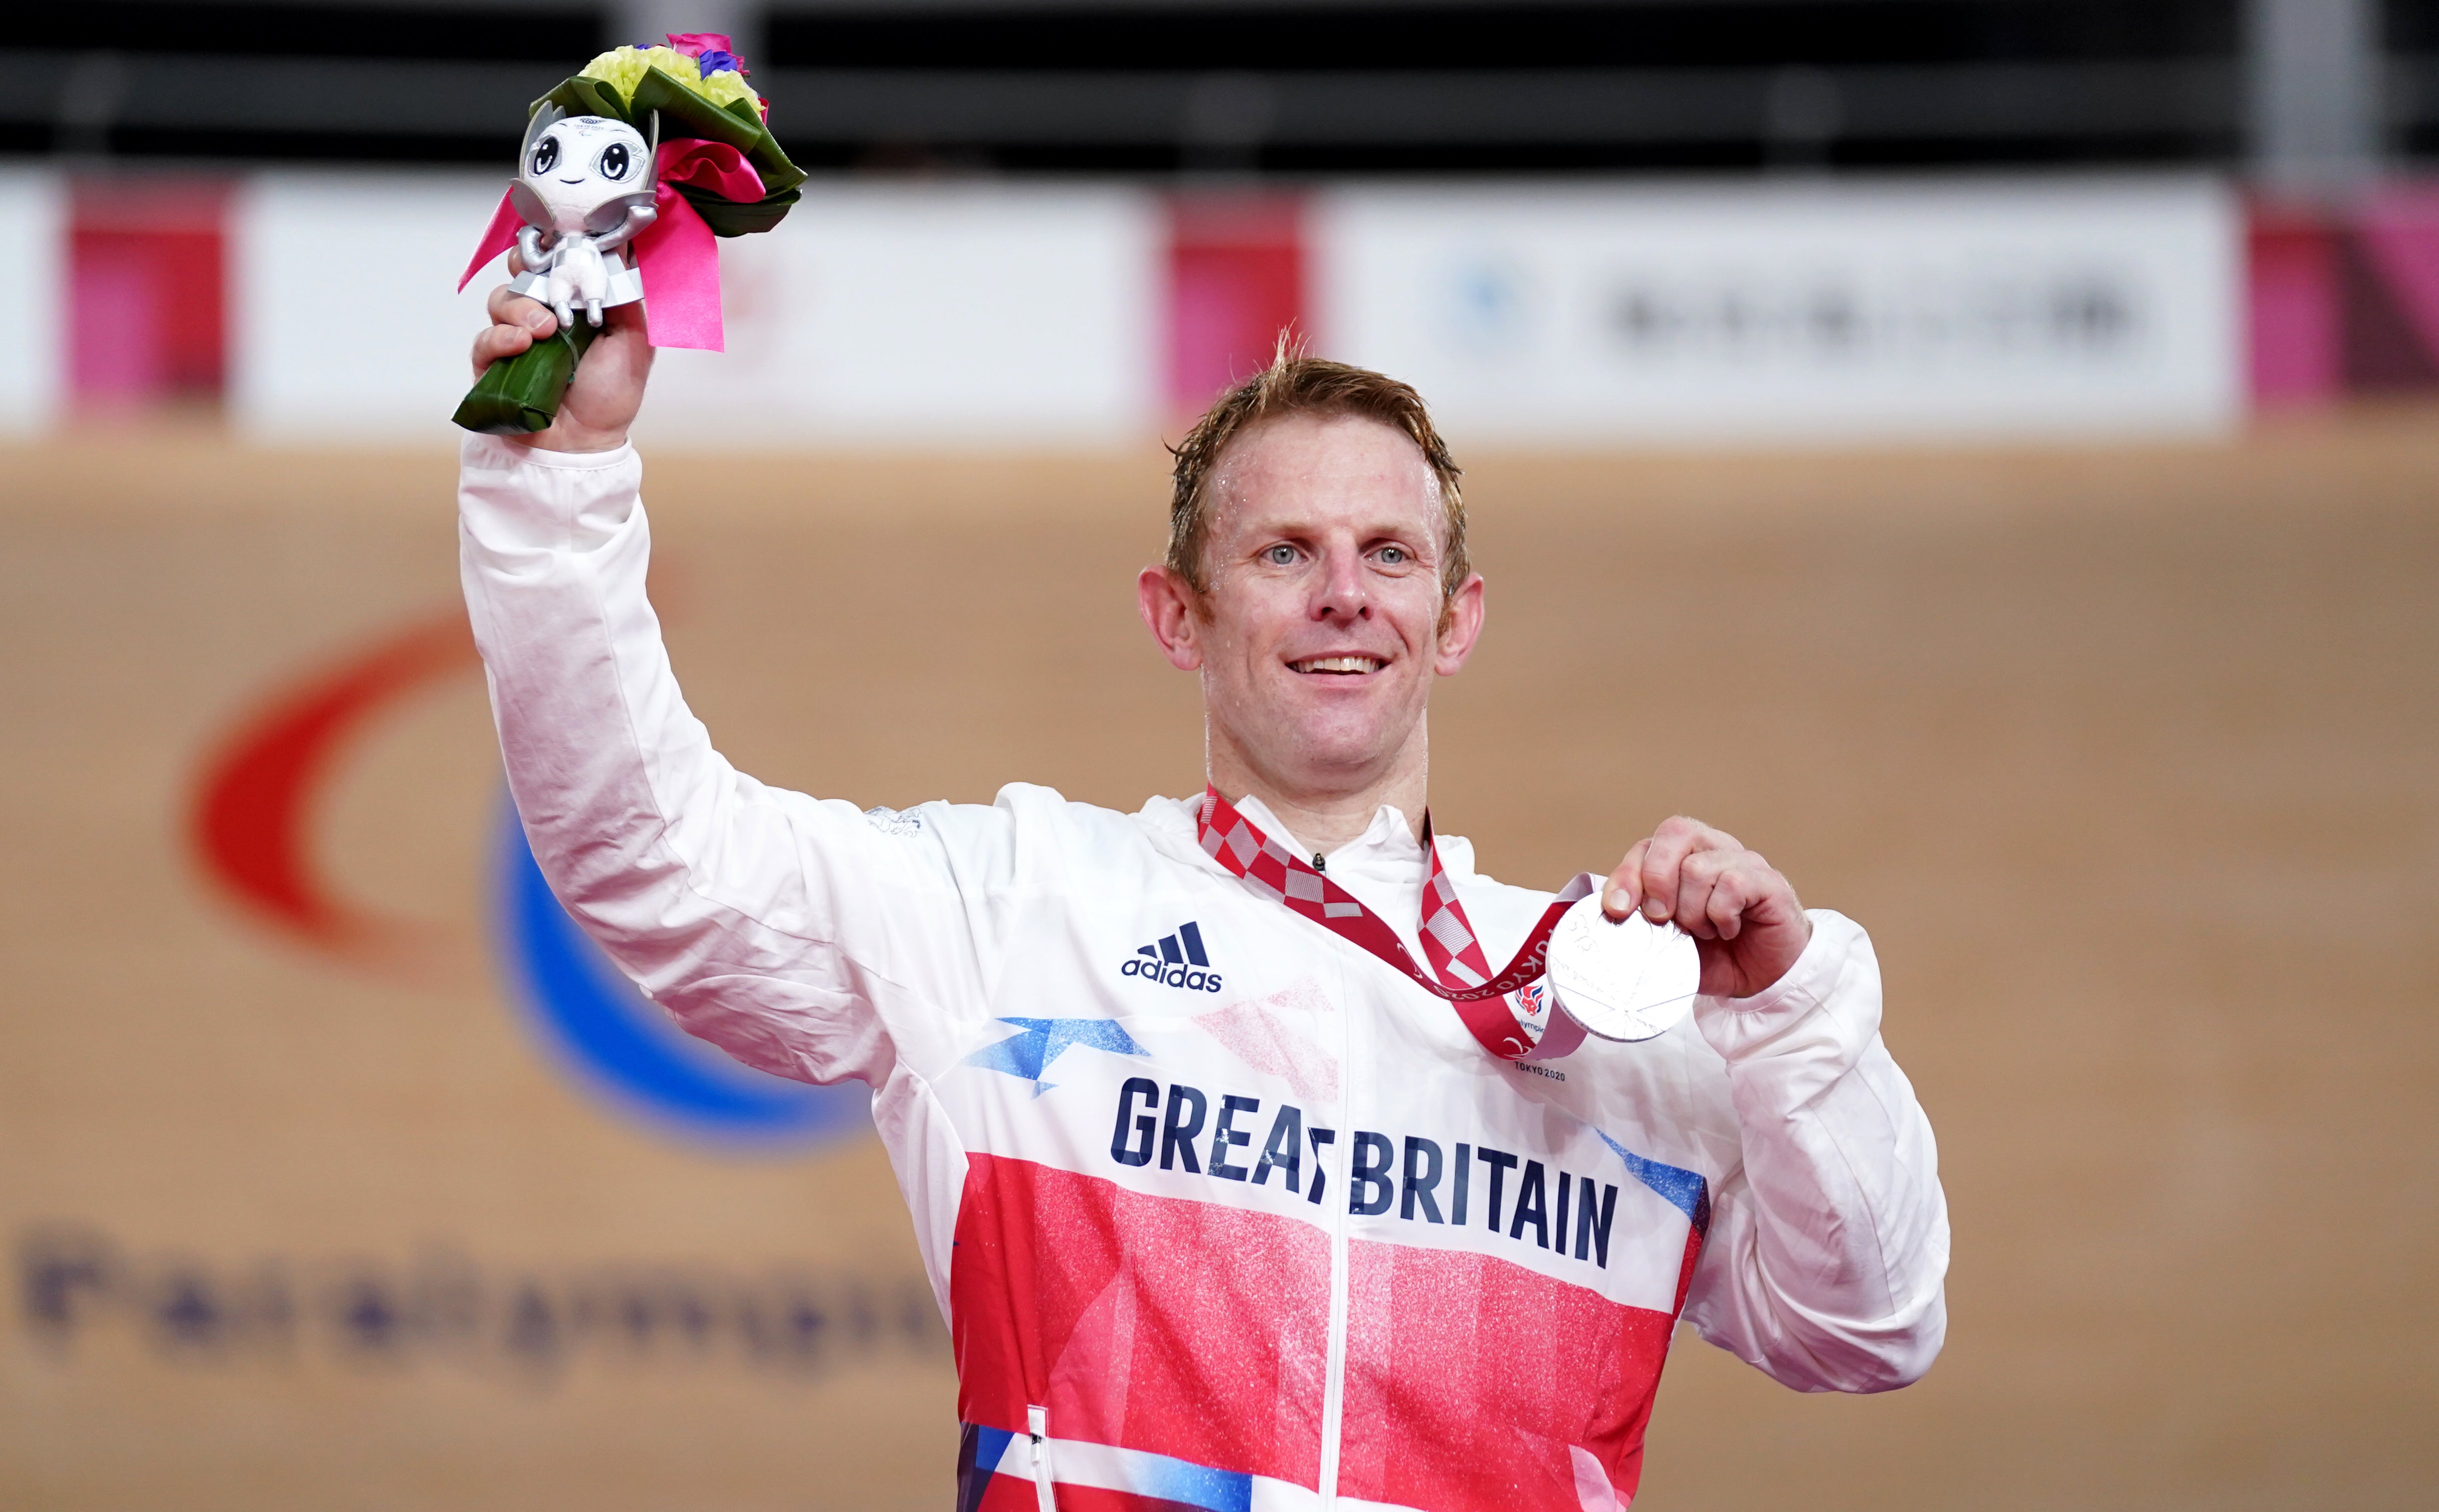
<box><xmin>2</xmin><ymin>0</ymin><xmax>2429</xmax><ymax>175</ymax></box>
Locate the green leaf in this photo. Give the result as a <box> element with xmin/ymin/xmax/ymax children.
<box><xmin>629</xmin><ymin>68</ymin><xmax>753</xmax><ymax>148</ymax></box>
<box><xmin>675</xmin><ymin>183</ymin><xmax>801</xmax><ymax>238</ymax></box>
<box><xmin>626</xmin><ymin>67</ymin><xmax>808</xmax><ymax>197</ymax></box>
<box><xmin>452</xmin><ymin>320</ymin><xmax>601</xmax><ymax>435</ymax></box>
<box><xmin>538</xmin><ymin>74</ymin><xmax>633</xmax><ymax>127</ymax></box>
<box><xmin>513</xmin><ymin>68</ymin><xmax>804</xmax><ymax>237</ymax></box>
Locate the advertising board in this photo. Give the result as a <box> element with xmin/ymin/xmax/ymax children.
<box><xmin>1314</xmin><ymin>178</ymin><xmax>2242</xmax><ymax>444</ymax></box>
<box><xmin>644</xmin><ymin>184</ymin><xmax>1162</xmax><ymax>448</ymax></box>
<box><xmin>229</xmin><ymin>175</ymin><xmax>1160</xmax><ymax>447</ymax></box>
<box><xmin>230</xmin><ymin>172</ymin><xmax>503</xmax><ymax>443</ymax></box>
<box><xmin>0</xmin><ymin>168</ymin><xmax>63</xmax><ymax>434</ymax></box>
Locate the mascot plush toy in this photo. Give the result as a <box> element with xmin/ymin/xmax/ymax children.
<box><xmin>509</xmin><ymin>108</ymin><xmax>658</xmax><ymax>330</ymax></box>
<box><xmin>454</xmin><ymin>35</ymin><xmax>803</xmax><ymax>435</ymax></box>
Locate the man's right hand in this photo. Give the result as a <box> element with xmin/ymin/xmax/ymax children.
<box><xmin>471</xmin><ymin>273</ymin><xmax>654</xmax><ymax>454</ymax></box>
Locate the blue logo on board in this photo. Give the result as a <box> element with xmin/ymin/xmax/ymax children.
<box><xmin>492</xmin><ymin>805</ymin><xmax>868</xmax><ymax>1151</ymax></box>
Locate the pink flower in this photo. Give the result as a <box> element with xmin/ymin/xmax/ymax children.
<box><xmin>662</xmin><ymin>33</ymin><xmax>733</xmax><ymax>59</ymax></box>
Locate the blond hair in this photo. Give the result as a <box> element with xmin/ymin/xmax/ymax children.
<box><xmin>1165</xmin><ymin>335</ymin><xmax>1467</xmax><ymax>604</ymax></box>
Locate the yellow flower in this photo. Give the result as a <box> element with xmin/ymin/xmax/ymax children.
<box><xmin>577</xmin><ymin>45</ymin><xmax>649</xmax><ymax>99</ymax></box>
<box><xmin>576</xmin><ymin>42</ymin><xmax>762</xmax><ymax>123</ymax></box>
<box><xmin>578</xmin><ymin>44</ymin><xmax>701</xmax><ymax>103</ymax></box>
<box><xmin>692</xmin><ymin>67</ymin><xmax>765</xmax><ymax>119</ymax></box>
<box><xmin>639</xmin><ymin>45</ymin><xmax>701</xmax><ymax>82</ymax></box>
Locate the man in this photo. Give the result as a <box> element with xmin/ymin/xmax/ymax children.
<box><xmin>463</xmin><ymin>293</ymin><xmax>1946</xmax><ymax>1512</ymax></box>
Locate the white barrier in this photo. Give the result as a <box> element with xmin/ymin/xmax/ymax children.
<box><xmin>0</xmin><ymin>170</ymin><xmax>64</xmax><ymax>436</ymax></box>
<box><xmin>230</xmin><ymin>172</ymin><xmax>505</xmax><ymax>445</ymax></box>
<box><xmin>1313</xmin><ymin>178</ymin><xmax>2242</xmax><ymax>445</ymax></box>
<box><xmin>46</xmin><ymin>168</ymin><xmax>2248</xmax><ymax>449</ymax></box>
<box><xmin>639</xmin><ymin>184</ymin><xmax>1160</xmax><ymax>448</ymax></box>
<box><xmin>229</xmin><ymin>174</ymin><xmax>1160</xmax><ymax>448</ymax></box>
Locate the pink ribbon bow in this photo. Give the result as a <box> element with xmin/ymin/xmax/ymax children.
<box><xmin>457</xmin><ymin>139</ymin><xmax>765</xmax><ymax>353</ymax></box>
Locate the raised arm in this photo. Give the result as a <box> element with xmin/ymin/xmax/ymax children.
<box><xmin>459</xmin><ymin>287</ymin><xmax>1012</xmax><ymax>1089</ymax></box>
<box><xmin>1609</xmin><ymin>818</ymin><xmax>1949</xmax><ymax>1391</ymax></box>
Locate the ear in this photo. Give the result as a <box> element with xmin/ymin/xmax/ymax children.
<box><xmin>1433</xmin><ymin>572</ymin><xmax>1486</xmax><ymax>676</ymax></box>
<box><xmin>1137</xmin><ymin>565</ymin><xmax>1205</xmax><ymax>672</ymax></box>
<box><xmin>520</xmin><ymin>102</ymin><xmax>563</xmax><ymax>165</ymax></box>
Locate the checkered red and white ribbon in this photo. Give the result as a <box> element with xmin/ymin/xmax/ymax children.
<box><xmin>1196</xmin><ymin>787</ymin><xmax>1598</xmax><ymax>1061</ymax></box>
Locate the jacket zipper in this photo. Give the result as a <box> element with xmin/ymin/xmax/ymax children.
<box><xmin>1028</xmin><ymin>1403</ymin><xmax>1055</xmax><ymax>1512</ymax></box>
<box><xmin>1315</xmin><ymin>950</ymin><xmax>1355</xmax><ymax>1505</ymax></box>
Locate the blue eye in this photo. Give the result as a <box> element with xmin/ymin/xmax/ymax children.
<box><xmin>529</xmin><ymin>136</ymin><xmax>559</xmax><ymax>176</ymax></box>
<box><xmin>1378</xmin><ymin>546</ymin><xmax>1407</xmax><ymax>564</ymax></box>
<box><xmin>599</xmin><ymin>142</ymin><xmax>631</xmax><ymax>180</ymax></box>
<box><xmin>1264</xmin><ymin>544</ymin><xmax>1296</xmax><ymax>565</ymax></box>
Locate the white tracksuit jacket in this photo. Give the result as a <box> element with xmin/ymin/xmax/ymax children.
<box><xmin>458</xmin><ymin>435</ymin><xmax>1949</xmax><ymax>1512</ymax></box>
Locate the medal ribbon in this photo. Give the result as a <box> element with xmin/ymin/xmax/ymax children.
<box><xmin>1195</xmin><ymin>787</ymin><xmax>1599</xmax><ymax>1061</ymax></box>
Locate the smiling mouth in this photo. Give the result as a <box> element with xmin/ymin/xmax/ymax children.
<box><xmin>1290</xmin><ymin>656</ymin><xmax>1386</xmax><ymax>675</ymax></box>
<box><xmin>558</xmin><ymin>176</ymin><xmax>584</xmax><ymax>184</ymax></box>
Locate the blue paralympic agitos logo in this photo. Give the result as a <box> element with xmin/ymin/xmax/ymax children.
<box><xmin>492</xmin><ymin>806</ymin><xmax>869</xmax><ymax>1150</ymax></box>
<box><xmin>190</xmin><ymin>611</ymin><xmax>868</xmax><ymax>1154</ymax></box>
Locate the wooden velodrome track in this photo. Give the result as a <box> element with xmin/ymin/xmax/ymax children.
<box><xmin>1</xmin><ymin>409</ymin><xmax>2433</xmax><ymax>1510</ymax></box>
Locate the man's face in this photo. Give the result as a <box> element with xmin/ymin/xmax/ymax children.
<box><xmin>1141</xmin><ymin>412</ymin><xmax>1485</xmax><ymax>796</ymax></box>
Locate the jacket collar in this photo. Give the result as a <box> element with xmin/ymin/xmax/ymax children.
<box><xmin>1139</xmin><ymin>790</ymin><xmax>1477</xmax><ymax>893</ymax></box>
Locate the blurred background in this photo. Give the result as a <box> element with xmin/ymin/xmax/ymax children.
<box><xmin>1</xmin><ymin>2</ymin><xmax>2433</xmax><ymax>1510</ymax></box>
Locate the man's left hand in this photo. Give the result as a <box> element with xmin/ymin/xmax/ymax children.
<box><xmin>1604</xmin><ymin>817</ymin><xmax>1813</xmax><ymax>1000</ymax></box>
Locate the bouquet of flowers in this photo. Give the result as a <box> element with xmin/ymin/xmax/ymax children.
<box><xmin>453</xmin><ymin>34</ymin><xmax>805</xmax><ymax>435</ymax></box>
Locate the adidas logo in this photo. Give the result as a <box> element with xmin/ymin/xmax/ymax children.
<box><xmin>1120</xmin><ymin>921</ymin><xmax>1224</xmax><ymax>994</ymax></box>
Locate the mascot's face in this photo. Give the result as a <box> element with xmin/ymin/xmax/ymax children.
<box><xmin>521</xmin><ymin>115</ymin><xmax>651</xmax><ymax>233</ymax></box>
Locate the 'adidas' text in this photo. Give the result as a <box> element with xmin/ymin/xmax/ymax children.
<box><xmin>1121</xmin><ymin>921</ymin><xmax>1224</xmax><ymax>994</ymax></box>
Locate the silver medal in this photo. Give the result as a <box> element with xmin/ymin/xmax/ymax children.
<box><xmin>1543</xmin><ymin>893</ymin><xmax>1702</xmax><ymax>1042</ymax></box>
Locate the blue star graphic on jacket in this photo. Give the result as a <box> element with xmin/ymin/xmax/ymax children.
<box><xmin>1599</xmin><ymin>1130</ymin><xmax>1712</xmax><ymax>1233</ymax></box>
<box><xmin>961</xmin><ymin>1016</ymin><xmax>1147</xmax><ymax>1095</ymax></box>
